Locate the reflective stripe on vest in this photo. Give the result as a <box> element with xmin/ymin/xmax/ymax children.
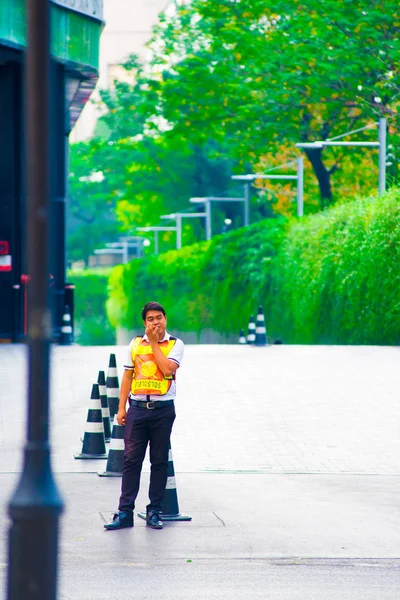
<box><xmin>131</xmin><ymin>336</ymin><xmax>176</xmax><ymax>396</ymax></box>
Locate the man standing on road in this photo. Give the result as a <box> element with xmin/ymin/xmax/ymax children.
<box><xmin>104</xmin><ymin>301</ymin><xmax>184</xmax><ymax>531</ymax></box>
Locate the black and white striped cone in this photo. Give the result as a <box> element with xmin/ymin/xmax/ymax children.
<box><xmin>74</xmin><ymin>383</ymin><xmax>107</xmax><ymax>459</ymax></box>
<box><xmin>255</xmin><ymin>305</ymin><xmax>267</xmax><ymax>346</ymax></box>
<box><xmin>98</xmin><ymin>416</ymin><xmax>125</xmax><ymax>477</ymax></box>
<box><xmin>106</xmin><ymin>353</ymin><xmax>119</xmax><ymax>420</ymax></box>
<box><xmin>239</xmin><ymin>328</ymin><xmax>247</xmax><ymax>344</ymax></box>
<box><xmin>138</xmin><ymin>442</ymin><xmax>192</xmax><ymax>522</ymax></box>
<box><xmin>60</xmin><ymin>304</ymin><xmax>73</xmax><ymax>345</ymax></box>
<box><xmin>98</xmin><ymin>370</ymin><xmax>111</xmax><ymax>443</ymax></box>
<box><xmin>247</xmin><ymin>315</ymin><xmax>256</xmax><ymax>344</ymax></box>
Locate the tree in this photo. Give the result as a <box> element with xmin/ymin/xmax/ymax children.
<box><xmin>110</xmin><ymin>133</ymin><xmax>242</xmax><ymax>246</ymax></box>
<box><xmin>68</xmin><ymin>140</ymin><xmax>122</xmax><ymax>266</ymax></box>
<box><xmin>69</xmin><ymin>111</ymin><xmax>240</xmax><ymax>259</ymax></box>
<box><xmin>141</xmin><ymin>0</ymin><xmax>400</xmax><ymax>207</ymax></box>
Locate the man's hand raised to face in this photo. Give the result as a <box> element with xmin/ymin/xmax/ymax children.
<box><xmin>146</xmin><ymin>322</ymin><xmax>161</xmax><ymax>344</ymax></box>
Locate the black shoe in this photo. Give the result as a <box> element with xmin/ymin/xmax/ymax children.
<box><xmin>104</xmin><ymin>511</ymin><xmax>133</xmax><ymax>530</ymax></box>
<box><xmin>146</xmin><ymin>511</ymin><xmax>163</xmax><ymax>529</ymax></box>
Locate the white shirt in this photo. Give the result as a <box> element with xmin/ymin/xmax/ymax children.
<box><xmin>124</xmin><ymin>331</ymin><xmax>184</xmax><ymax>401</ymax></box>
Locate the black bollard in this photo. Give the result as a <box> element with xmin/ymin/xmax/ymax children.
<box><xmin>60</xmin><ymin>304</ymin><xmax>73</xmax><ymax>345</ymax></box>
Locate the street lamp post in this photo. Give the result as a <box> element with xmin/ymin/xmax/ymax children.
<box><xmin>297</xmin><ymin>156</ymin><xmax>304</xmax><ymax>217</ymax></box>
<box><xmin>160</xmin><ymin>212</ymin><xmax>209</xmax><ymax>249</ymax></box>
<box><xmin>296</xmin><ymin>118</ymin><xmax>387</xmax><ymax>196</ymax></box>
<box><xmin>106</xmin><ymin>236</ymin><xmax>148</xmax><ymax>262</ymax></box>
<box><xmin>378</xmin><ymin>118</ymin><xmax>387</xmax><ymax>195</ymax></box>
<box><xmin>244</xmin><ymin>184</ymin><xmax>250</xmax><ymax>226</ymax></box>
<box><xmin>94</xmin><ymin>242</ymin><xmax>151</xmax><ymax>265</ymax></box>
<box><xmin>136</xmin><ymin>226</ymin><xmax>178</xmax><ymax>255</ymax></box>
<box><xmin>205</xmin><ymin>201</ymin><xmax>212</xmax><ymax>240</ymax></box>
<box><xmin>232</xmin><ymin>158</ymin><xmax>305</xmax><ymax>217</ymax></box>
<box><xmin>189</xmin><ymin>196</ymin><xmax>247</xmax><ymax>236</ymax></box>
<box><xmin>7</xmin><ymin>2</ymin><xmax>64</xmax><ymax>599</ymax></box>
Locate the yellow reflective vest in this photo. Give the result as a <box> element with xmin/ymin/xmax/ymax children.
<box><xmin>131</xmin><ymin>336</ymin><xmax>176</xmax><ymax>396</ymax></box>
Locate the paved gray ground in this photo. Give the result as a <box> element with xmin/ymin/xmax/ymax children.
<box><xmin>1</xmin><ymin>344</ymin><xmax>399</xmax><ymax>475</ymax></box>
<box><xmin>0</xmin><ymin>344</ymin><xmax>400</xmax><ymax>598</ymax></box>
<box><xmin>1</xmin><ymin>471</ymin><xmax>400</xmax><ymax>599</ymax></box>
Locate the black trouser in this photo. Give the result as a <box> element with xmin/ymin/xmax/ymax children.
<box><xmin>118</xmin><ymin>403</ymin><xmax>175</xmax><ymax>514</ymax></box>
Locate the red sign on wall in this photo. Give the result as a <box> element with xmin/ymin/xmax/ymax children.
<box><xmin>0</xmin><ymin>241</ymin><xmax>12</xmax><ymax>272</ymax></box>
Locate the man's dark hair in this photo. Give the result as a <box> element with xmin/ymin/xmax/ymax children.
<box><xmin>141</xmin><ymin>301</ymin><xmax>166</xmax><ymax>321</ymax></box>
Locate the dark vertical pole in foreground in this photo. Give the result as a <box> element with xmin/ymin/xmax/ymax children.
<box><xmin>7</xmin><ymin>2</ymin><xmax>64</xmax><ymax>599</ymax></box>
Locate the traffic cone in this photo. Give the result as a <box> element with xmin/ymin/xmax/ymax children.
<box><xmin>106</xmin><ymin>353</ymin><xmax>120</xmax><ymax>420</ymax></box>
<box><xmin>138</xmin><ymin>442</ymin><xmax>192</xmax><ymax>522</ymax></box>
<box><xmin>60</xmin><ymin>304</ymin><xmax>73</xmax><ymax>345</ymax></box>
<box><xmin>98</xmin><ymin>370</ymin><xmax>111</xmax><ymax>443</ymax></box>
<box><xmin>98</xmin><ymin>415</ymin><xmax>125</xmax><ymax>477</ymax></box>
<box><xmin>247</xmin><ymin>315</ymin><xmax>256</xmax><ymax>344</ymax></box>
<box><xmin>74</xmin><ymin>383</ymin><xmax>107</xmax><ymax>459</ymax></box>
<box><xmin>255</xmin><ymin>305</ymin><xmax>267</xmax><ymax>346</ymax></box>
<box><xmin>238</xmin><ymin>329</ymin><xmax>247</xmax><ymax>344</ymax></box>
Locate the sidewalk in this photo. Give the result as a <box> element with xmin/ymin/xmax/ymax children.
<box><xmin>0</xmin><ymin>344</ymin><xmax>400</xmax><ymax>598</ymax></box>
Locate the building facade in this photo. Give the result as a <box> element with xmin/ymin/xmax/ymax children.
<box><xmin>0</xmin><ymin>0</ymin><xmax>103</xmax><ymax>341</ymax></box>
<box><xmin>71</xmin><ymin>0</ymin><xmax>170</xmax><ymax>141</ymax></box>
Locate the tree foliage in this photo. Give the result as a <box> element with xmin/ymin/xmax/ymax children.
<box><xmin>141</xmin><ymin>0</ymin><xmax>400</xmax><ymax>205</ymax></box>
<box><xmin>68</xmin><ymin>140</ymin><xmax>121</xmax><ymax>265</ymax></box>
<box><xmin>67</xmin><ymin>269</ymin><xmax>115</xmax><ymax>345</ymax></box>
<box><xmin>68</xmin><ymin>57</ymin><xmax>245</xmax><ymax>260</ymax></box>
<box><xmin>68</xmin><ymin>0</ymin><xmax>400</xmax><ymax>265</ymax></box>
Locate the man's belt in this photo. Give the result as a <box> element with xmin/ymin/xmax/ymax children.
<box><xmin>130</xmin><ymin>398</ymin><xmax>174</xmax><ymax>410</ymax></box>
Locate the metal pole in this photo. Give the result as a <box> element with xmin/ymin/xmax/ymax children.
<box><xmin>317</xmin><ymin>141</ymin><xmax>380</xmax><ymax>147</ymax></box>
<box><xmin>176</xmin><ymin>215</ymin><xmax>182</xmax><ymax>250</ymax></box>
<box><xmin>244</xmin><ymin>183</ymin><xmax>250</xmax><ymax>226</ymax></box>
<box><xmin>122</xmin><ymin>240</ymin><xmax>128</xmax><ymax>264</ymax></box>
<box><xmin>378</xmin><ymin>117</ymin><xmax>387</xmax><ymax>195</ymax></box>
<box><xmin>205</xmin><ymin>200</ymin><xmax>212</xmax><ymax>240</ymax></box>
<box><xmin>154</xmin><ymin>230</ymin><xmax>159</xmax><ymax>255</ymax></box>
<box><xmin>7</xmin><ymin>1</ymin><xmax>64</xmax><ymax>599</ymax></box>
<box><xmin>296</xmin><ymin>156</ymin><xmax>304</xmax><ymax>217</ymax></box>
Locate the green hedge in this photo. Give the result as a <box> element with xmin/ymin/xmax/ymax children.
<box><xmin>106</xmin><ymin>218</ymin><xmax>286</xmax><ymax>338</ymax></box>
<box><xmin>107</xmin><ymin>188</ymin><xmax>400</xmax><ymax>345</ymax></box>
<box><xmin>271</xmin><ymin>190</ymin><xmax>400</xmax><ymax>343</ymax></box>
<box><xmin>67</xmin><ymin>269</ymin><xmax>116</xmax><ymax>345</ymax></box>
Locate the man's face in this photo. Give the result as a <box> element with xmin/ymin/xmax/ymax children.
<box><xmin>144</xmin><ymin>310</ymin><xmax>167</xmax><ymax>338</ymax></box>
